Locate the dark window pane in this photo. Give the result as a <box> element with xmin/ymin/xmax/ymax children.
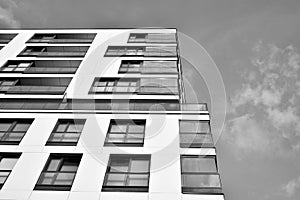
<box><xmin>0</xmin><ymin>123</ymin><xmax>11</xmax><ymax>131</ymax></box>
<box><xmin>130</xmin><ymin>160</ymin><xmax>149</xmax><ymax>173</ymax></box>
<box><xmin>127</xmin><ymin>174</ymin><xmax>149</xmax><ymax>186</ymax></box>
<box><xmin>110</xmin><ymin>158</ymin><xmax>130</xmax><ymax>172</ymax></box>
<box><xmin>182</xmin><ymin>174</ymin><xmax>221</xmax><ymax>188</ymax></box>
<box><xmin>128</xmin><ymin>125</ymin><xmax>144</xmax><ymax>133</ymax></box>
<box><xmin>12</xmin><ymin>123</ymin><xmax>31</xmax><ymax>132</ymax></box>
<box><xmin>56</xmin><ymin>124</ymin><xmax>67</xmax><ymax>132</ymax></box>
<box><xmin>0</xmin><ymin>158</ymin><xmax>18</xmax><ymax>170</ymax></box>
<box><xmin>180</xmin><ymin>121</ymin><xmax>210</xmax><ymax>133</ymax></box>
<box><xmin>0</xmin><ymin>172</ymin><xmax>10</xmax><ymax>184</ymax></box>
<box><xmin>110</xmin><ymin>124</ymin><xmax>127</xmax><ymax>133</ymax></box>
<box><xmin>106</xmin><ymin>173</ymin><xmax>126</xmax><ymax>186</ymax></box>
<box><xmin>182</xmin><ymin>157</ymin><xmax>217</xmax><ymax>173</ymax></box>
<box><xmin>5</xmin><ymin>132</ymin><xmax>24</xmax><ymax>141</ymax></box>
<box><xmin>54</xmin><ymin>173</ymin><xmax>75</xmax><ymax>185</ymax></box>
<box><xmin>47</xmin><ymin>159</ymin><xmax>60</xmax><ymax>171</ymax></box>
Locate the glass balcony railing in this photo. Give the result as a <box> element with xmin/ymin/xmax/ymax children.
<box><xmin>5</xmin><ymin>86</ymin><xmax>66</xmax><ymax>95</ymax></box>
<box><xmin>19</xmin><ymin>51</ymin><xmax>86</xmax><ymax>57</ymax></box>
<box><xmin>0</xmin><ymin>99</ymin><xmax>208</xmax><ymax>112</ymax></box>
<box><xmin>28</xmin><ymin>38</ymin><xmax>94</xmax><ymax>43</ymax></box>
<box><xmin>24</xmin><ymin>67</ymin><xmax>78</xmax><ymax>74</ymax></box>
<box><xmin>0</xmin><ymin>39</ymin><xmax>11</xmax><ymax>44</ymax></box>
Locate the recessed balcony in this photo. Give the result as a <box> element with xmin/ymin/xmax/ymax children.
<box><xmin>0</xmin><ymin>34</ymin><xmax>17</xmax><ymax>44</ymax></box>
<box><xmin>128</xmin><ymin>33</ymin><xmax>176</xmax><ymax>43</ymax></box>
<box><xmin>0</xmin><ymin>77</ymin><xmax>71</xmax><ymax>95</ymax></box>
<box><xmin>27</xmin><ymin>33</ymin><xmax>96</xmax><ymax>44</ymax></box>
<box><xmin>105</xmin><ymin>46</ymin><xmax>177</xmax><ymax>57</ymax></box>
<box><xmin>0</xmin><ymin>60</ymin><xmax>81</xmax><ymax>74</ymax></box>
<box><xmin>18</xmin><ymin>46</ymin><xmax>89</xmax><ymax>57</ymax></box>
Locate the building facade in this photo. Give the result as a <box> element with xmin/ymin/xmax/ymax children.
<box><xmin>0</xmin><ymin>29</ymin><xmax>224</xmax><ymax>200</ymax></box>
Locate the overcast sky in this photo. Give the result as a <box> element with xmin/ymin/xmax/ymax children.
<box><xmin>1</xmin><ymin>0</ymin><xmax>300</xmax><ymax>199</ymax></box>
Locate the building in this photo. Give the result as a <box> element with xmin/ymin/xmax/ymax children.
<box><xmin>0</xmin><ymin>29</ymin><xmax>224</xmax><ymax>200</ymax></box>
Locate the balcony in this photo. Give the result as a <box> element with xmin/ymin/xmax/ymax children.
<box><xmin>27</xmin><ymin>33</ymin><xmax>96</xmax><ymax>44</ymax></box>
<box><xmin>119</xmin><ymin>60</ymin><xmax>178</xmax><ymax>74</ymax></box>
<box><xmin>18</xmin><ymin>46</ymin><xmax>89</xmax><ymax>57</ymax></box>
<box><xmin>0</xmin><ymin>34</ymin><xmax>17</xmax><ymax>44</ymax></box>
<box><xmin>90</xmin><ymin>77</ymin><xmax>179</xmax><ymax>95</ymax></box>
<box><xmin>0</xmin><ymin>99</ymin><xmax>208</xmax><ymax>112</ymax></box>
<box><xmin>128</xmin><ymin>33</ymin><xmax>176</xmax><ymax>43</ymax></box>
<box><xmin>0</xmin><ymin>60</ymin><xmax>81</xmax><ymax>74</ymax></box>
<box><xmin>0</xmin><ymin>78</ymin><xmax>71</xmax><ymax>95</ymax></box>
<box><xmin>105</xmin><ymin>46</ymin><xmax>177</xmax><ymax>57</ymax></box>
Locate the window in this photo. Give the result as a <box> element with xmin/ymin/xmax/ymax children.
<box><xmin>128</xmin><ymin>33</ymin><xmax>176</xmax><ymax>43</ymax></box>
<box><xmin>118</xmin><ymin>60</ymin><xmax>178</xmax><ymax>74</ymax></box>
<box><xmin>35</xmin><ymin>154</ymin><xmax>82</xmax><ymax>191</ymax></box>
<box><xmin>102</xmin><ymin>154</ymin><xmax>151</xmax><ymax>192</ymax></box>
<box><xmin>0</xmin><ymin>62</ymin><xmax>32</xmax><ymax>72</ymax></box>
<box><xmin>181</xmin><ymin>155</ymin><xmax>222</xmax><ymax>194</ymax></box>
<box><xmin>0</xmin><ymin>80</ymin><xmax>18</xmax><ymax>92</ymax></box>
<box><xmin>179</xmin><ymin>121</ymin><xmax>214</xmax><ymax>148</ymax></box>
<box><xmin>105</xmin><ymin>120</ymin><xmax>145</xmax><ymax>147</ymax></box>
<box><xmin>91</xmin><ymin>78</ymin><xmax>138</xmax><ymax>93</ymax></box>
<box><xmin>0</xmin><ymin>153</ymin><xmax>21</xmax><ymax>189</ymax></box>
<box><xmin>90</xmin><ymin>78</ymin><xmax>178</xmax><ymax>95</ymax></box>
<box><xmin>118</xmin><ymin>60</ymin><xmax>142</xmax><ymax>73</ymax></box>
<box><xmin>0</xmin><ymin>119</ymin><xmax>33</xmax><ymax>145</ymax></box>
<box><xmin>0</xmin><ymin>60</ymin><xmax>81</xmax><ymax>74</ymax></box>
<box><xmin>0</xmin><ymin>34</ymin><xmax>17</xmax><ymax>44</ymax></box>
<box><xmin>46</xmin><ymin>119</ymin><xmax>85</xmax><ymax>146</ymax></box>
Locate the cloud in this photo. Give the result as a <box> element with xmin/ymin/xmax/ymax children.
<box><xmin>0</xmin><ymin>0</ymin><xmax>20</xmax><ymax>28</ymax></box>
<box><xmin>225</xmin><ymin>41</ymin><xmax>300</xmax><ymax>156</ymax></box>
<box><xmin>282</xmin><ymin>175</ymin><xmax>300</xmax><ymax>197</ymax></box>
<box><xmin>266</xmin><ymin>106</ymin><xmax>299</xmax><ymax>130</ymax></box>
<box><xmin>225</xmin><ymin>114</ymin><xmax>271</xmax><ymax>156</ymax></box>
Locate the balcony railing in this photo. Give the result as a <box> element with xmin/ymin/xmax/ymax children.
<box><xmin>0</xmin><ymin>99</ymin><xmax>208</xmax><ymax>112</ymax></box>
<box><xmin>24</xmin><ymin>67</ymin><xmax>78</xmax><ymax>74</ymax></box>
<box><xmin>19</xmin><ymin>51</ymin><xmax>86</xmax><ymax>57</ymax></box>
<box><xmin>5</xmin><ymin>86</ymin><xmax>66</xmax><ymax>95</ymax></box>
<box><xmin>0</xmin><ymin>39</ymin><xmax>11</xmax><ymax>44</ymax></box>
<box><xmin>28</xmin><ymin>38</ymin><xmax>94</xmax><ymax>43</ymax></box>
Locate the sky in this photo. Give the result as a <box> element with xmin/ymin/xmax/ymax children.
<box><xmin>1</xmin><ymin>0</ymin><xmax>300</xmax><ymax>199</ymax></box>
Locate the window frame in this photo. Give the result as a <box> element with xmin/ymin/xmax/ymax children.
<box><xmin>104</xmin><ymin>119</ymin><xmax>146</xmax><ymax>147</ymax></box>
<box><xmin>90</xmin><ymin>78</ymin><xmax>139</xmax><ymax>94</ymax></box>
<box><xmin>0</xmin><ymin>119</ymin><xmax>34</xmax><ymax>145</ymax></box>
<box><xmin>179</xmin><ymin>120</ymin><xmax>214</xmax><ymax>148</ymax></box>
<box><xmin>180</xmin><ymin>155</ymin><xmax>222</xmax><ymax>194</ymax></box>
<box><xmin>102</xmin><ymin>154</ymin><xmax>151</xmax><ymax>192</ymax></box>
<box><xmin>46</xmin><ymin>119</ymin><xmax>86</xmax><ymax>146</ymax></box>
<box><xmin>0</xmin><ymin>152</ymin><xmax>21</xmax><ymax>189</ymax></box>
<box><xmin>0</xmin><ymin>34</ymin><xmax>17</xmax><ymax>44</ymax></box>
<box><xmin>34</xmin><ymin>153</ymin><xmax>82</xmax><ymax>191</ymax></box>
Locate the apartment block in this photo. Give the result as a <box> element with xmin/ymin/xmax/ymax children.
<box><xmin>0</xmin><ymin>29</ymin><xmax>224</xmax><ymax>200</ymax></box>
